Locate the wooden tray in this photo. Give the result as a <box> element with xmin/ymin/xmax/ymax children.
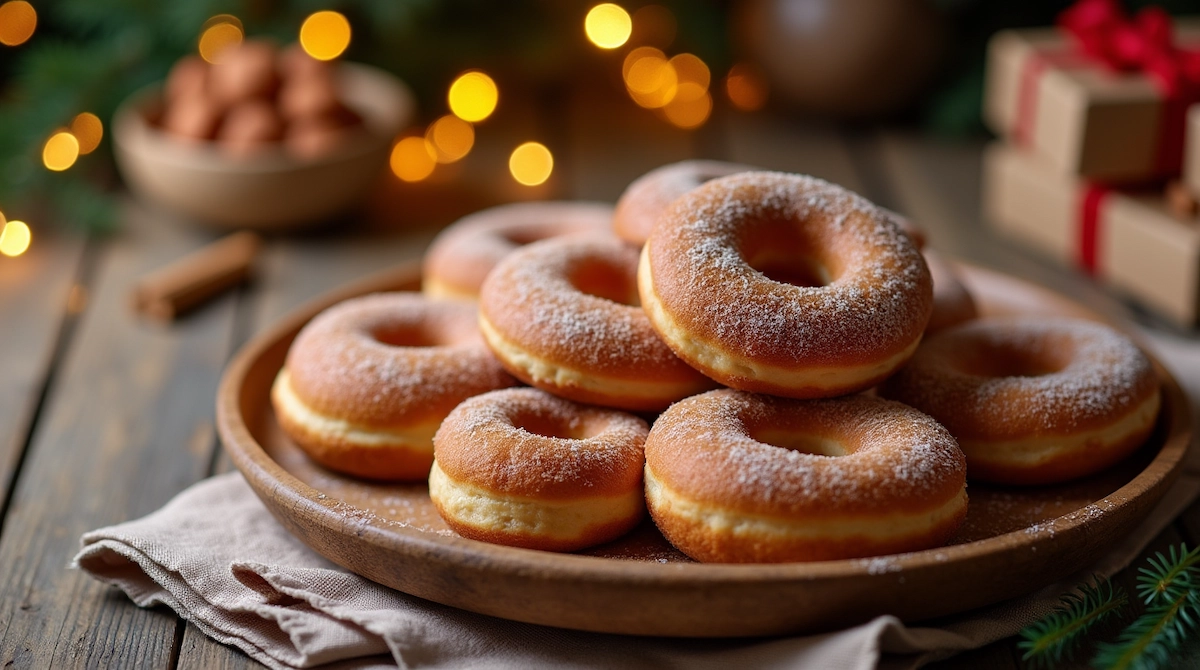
<box><xmin>217</xmin><ymin>261</ymin><xmax>1192</xmax><ymax>637</ymax></box>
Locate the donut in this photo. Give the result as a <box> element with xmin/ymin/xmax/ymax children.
<box><xmin>271</xmin><ymin>293</ymin><xmax>518</xmax><ymax>480</ymax></box>
<box><xmin>879</xmin><ymin>317</ymin><xmax>1161</xmax><ymax>485</ymax></box>
<box><xmin>644</xmin><ymin>390</ymin><xmax>968</xmax><ymax>563</ymax></box>
<box><xmin>614</xmin><ymin>160</ymin><xmax>754</xmax><ymax>245</ymax></box>
<box><xmin>924</xmin><ymin>250</ymin><xmax>978</xmax><ymax>334</ymax></box>
<box><xmin>422</xmin><ymin>201</ymin><xmax>614</xmax><ymax>300</ymax></box>
<box><xmin>479</xmin><ymin>235</ymin><xmax>717</xmax><ymax>411</ymax></box>
<box><xmin>638</xmin><ymin>171</ymin><xmax>933</xmax><ymax>399</ymax></box>
<box><xmin>429</xmin><ymin>388</ymin><xmax>649</xmax><ymax>551</ymax></box>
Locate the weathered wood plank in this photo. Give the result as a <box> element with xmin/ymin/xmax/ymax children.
<box><xmin>0</xmin><ymin>201</ymin><xmax>241</xmax><ymax>668</ymax></box>
<box><xmin>0</xmin><ymin>231</ymin><xmax>85</xmax><ymax>518</ymax></box>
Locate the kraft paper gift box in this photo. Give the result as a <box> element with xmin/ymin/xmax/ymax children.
<box><xmin>983</xmin><ymin>1</ymin><xmax>1200</xmax><ymax>183</ymax></box>
<box><xmin>984</xmin><ymin>142</ymin><xmax>1200</xmax><ymax>326</ymax></box>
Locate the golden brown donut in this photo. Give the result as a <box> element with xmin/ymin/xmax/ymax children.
<box><xmin>422</xmin><ymin>201</ymin><xmax>614</xmax><ymax>300</ymax></box>
<box><xmin>879</xmin><ymin>317</ymin><xmax>1161</xmax><ymax>485</ymax></box>
<box><xmin>271</xmin><ymin>293</ymin><xmax>518</xmax><ymax>480</ymax></box>
<box><xmin>639</xmin><ymin>171</ymin><xmax>933</xmax><ymax>399</ymax></box>
<box><xmin>479</xmin><ymin>235</ymin><xmax>717</xmax><ymax>411</ymax></box>
<box><xmin>644</xmin><ymin>390</ymin><xmax>968</xmax><ymax>563</ymax></box>
<box><xmin>429</xmin><ymin>388</ymin><xmax>649</xmax><ymax>551</ymax></box>
<box><xmin>924</xmin><ymin>249</ymin><xmax>978</xmax><ymax>334</ymax></box>
<box><xmin>613</xmin><ymin>160</ymin><xmax>755</xmax><ymax>245</ymax></box>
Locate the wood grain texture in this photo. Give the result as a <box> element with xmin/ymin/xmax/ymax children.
<box><xmin>0</xmin><ymin>232</ymin><xmax>85</xmax><ymax>512</ymax></box>
<box><xmin>0</xmin><ymin>202</ymin><xmax>240</xmax><ymax>668</ymax></box>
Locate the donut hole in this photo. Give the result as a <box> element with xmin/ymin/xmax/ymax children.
<box><xmin>500</xmin><ymin>229</ymin><xmax>553</xmax><ymax>247</ymax></box>
<box><xmin>741</xmin><ymin>221</ymin><xmax>830</xmax><ymax>288</ymax></box>
<box><xmin>569</xmin><ymin>259</ymin><xmax>640</xmax><ymax>306</ymax></box>
<box><xmin>751</xmin><ymin>429</ymin><xmax>849</xmax><ymax>457</ymax></box>
<box><xmin>507</xmin><ymin>409</ymin><xmax>613</xmax><ymax>441</ymax></box>
<box><xmin>369</xmin><ymin>323</ymin><xmax>444</xmax><ymax>348</ymax></box>
<box><xmin>749</xmin><ymin>254</ymin><xmax>830</xmax><ymax>288</ymax></box>
<box><xmin>954</xmin><ymin>339</ymin><xmax>1070</xmax><ymax>378</ymax></box>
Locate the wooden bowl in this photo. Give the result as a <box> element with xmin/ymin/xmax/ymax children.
<box><xmin>112</xmin><ymin>63</ymin><xmax>415</xmax><ymax>231</ymax></box>
<box><xmin>216</xmin><ymin>261</ymin><xmax>1192</xmax><ymax>637</ymax></box>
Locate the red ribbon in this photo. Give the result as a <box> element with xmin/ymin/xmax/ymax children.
<box><xmin>1016</xmin><ymin>0</ymin><xmax>1200</xmax><ymax>176</ymax></box>
<box><xmin>1078</xmin><ymin>183</ymin><xmax>1111</xmax><ymax>276</ymax></box>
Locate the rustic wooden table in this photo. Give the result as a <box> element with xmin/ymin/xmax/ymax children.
<box><xmin>2</xmin><ymin>90</ymin><xmax>1198</xmax><ymax>668</ymax></box>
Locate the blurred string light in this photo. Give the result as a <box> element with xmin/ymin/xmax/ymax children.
<box><xmin>426</xmin><ymin>115</ymin><xmax>475</xmax><ymax>164</ymax></box>
<box><xmin>509</xmin><ymin>142</ymin><xmax>553</xmax><ymax>186</ymax></box>
<box><xmin>300</xmin><ymin>10</ymin><xmax>351</xmax><ymax>61</ymax></box>
<box><xmin>0</xmin><ymin>220</ymin><xmax>31</xmax><ymax>257</ymax></box>
<box><xmin>390</xmin><ymin>136</ymin><xmax>437</xmax><ymax>182</ymax></box>
<box><xmin>198</xmin><ymin>15</ymin><xmax>244</xmax><ymax>63</ymax></box>
<box><xmin>448</xmin><ymin>72</ymin><xmax>498</xmax><ymax>123</ymax></box>
<box><xmin>585</xmin><ymin>4</ymin><xmax>632</xmax><ymax>50</ymax></box>
<box><xmin>70</xmin><ymin>113</ymin><xmax>103</xmax><ymax>155</ymax></box>
<box><xmin>43</xmin><ymin>132</ymin><xmax>80</xmax><ymax>172</ymax></box>
<box><xmin>725</xmin><ymin>62</ymin><xmax>769</xmax><ymax>111</ymax></box>
<box><xmin>623</xmin><ymin>47</ymin><xmax>676</xmax><ymax>109</ymax></box>
<box><xmin>0</xmin><ymin>1</ymin><xmax>36</xmax><ymax>47</ymax></box>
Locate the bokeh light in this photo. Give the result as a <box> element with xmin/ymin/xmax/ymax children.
<box><xmin>662</xmin><ymin>86</ymin><xmax>712</xmax><ymax>129</ymax></box>
<box><xmin>0</xmin><ymin>220</ymin><xmax>31</xmax><ymax>257</ymax></box>
<box><xmin>390</xmin><ymin>136</ymin><xmax>437</xmax><ymax>182</ymax></box>
<box><xmin>623</xmin><ymin>48</ymin><xmax>677</xmax><ymax>109</ymax></box>
<box><xmin>198</xmin><ymin>17</ymin><xmax>244</xmax><ymax>64</ymax></box>
<box><xmin>669</xmin><ymin>54</ymin><xmax>710</xmax><ymax>100</ymax></box>
<box><xmin>725</xmin><ymin>62</ymin><xmax>769</xmax><ymax>112</ymax></box>
<box><xmin>0</xmin><ymin>1</ymin><xmax>36</xmax><ymax>47</ymax></box>
<box><xmin>509</xmin><ymin>142</ymin><xmax>553</xmax><ymax>186</ymax></box>
<box><xmin>585</xmin><ymin>4</ymin><xmax>631</xmax><ymax>50</ymax></box>
<box><xmin>629</xmin><ymin>5</ymin><xmax>675</xmax><ymax>49</ymax></box>
<box><xmin>426</xmin><ymin>115</ymin><xmax>475</xmax><ymax>164</ymax></box>
<box><xmin>300</xmin><ymin>10</ymin><xmax>351</xmax><ymax>61</ymax></box>
<box><xmin>70</xmin><ymin>113</ymin><xmax>104</xmax><ymax>155</ymax></box>
<box><xmin>448</xmin><ymin>71</ymin><xmax>498</xmax><ymax>123</ymax></box>
<box><xmin>43</xmin><ymin>132</ymin><xmax>80</xmax><ymax>172</ymax></box>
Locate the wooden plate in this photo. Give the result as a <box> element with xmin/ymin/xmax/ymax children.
<box><xmin>217</xmin><ymin>261</ymin><xmax>1191</xmax><ymax>637</ymax></box>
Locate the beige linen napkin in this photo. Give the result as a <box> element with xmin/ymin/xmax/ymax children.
<box><xmin>74</xmin><ymin>331</ymin><xmax>1200</xmax><ymax>670</ymax></box>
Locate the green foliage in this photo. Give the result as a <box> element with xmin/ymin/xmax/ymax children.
<box><xmin>1018</xmin><ymin>577</ymin><xmax>1128</xmax><ymax>667</ymax></box>
<box><xmin>1092</xmin><ymin>589</ymin><xmax>1200</xmax><ymax>670</ymax></box>
<box><xmin>1137</xmin><ymin>544</ymin><xmax>1200</xmax><ymax>605</ymax></box>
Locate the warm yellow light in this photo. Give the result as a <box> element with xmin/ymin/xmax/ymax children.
<box><xmin>448</xmin><ymin>71</ymin><xmax>498</xmax><ymax>123</ymax></box>
<box><xmin>300</xmin><ymin>10</ymin><xmax>351</xmax><ymax>61</ymax></box>
<box><xmin>70</xmin><ymin>113</ymin><xmax>104</xmax><ymax>155</ymax></box>
<box><xmin>0</xmin><ymin>220</ymin><xmax>31</xmax><ymax>257</ymax></box>
<box><xmin>624</xmin><ymin>52</ymin><xmax>677</xmax><ymax>109</ymax></box>
<box><xmin>198</xmin><ymin>20</ymin><xmax>244</xmax><ymax>64</ymax></box>
<box><xmin>726</xmin><ymin>62</ymin><xmax>769</xmax><ymax>112</ymax></box>
<box><xmin>585</xmin><ymin>3</ymin><xmax>631</xmax><ymax>49</ymax></box>
<box><xmin>426</xmin><ymin>115</ymin><xmax>475</xmax><ymax>164</ymax></box>
<box><xmin>42</xmin><ymin>132</ymin><xmax>80</xmax><ymax>172</ymax></box>
<box><xmin>390</xmin><ymin>136</ymin><xmax>437</xmax><ymax>182</ymax></box>
<box><xmin>662</xmin><ymin>87</ymin><xmax>712</xmax><ymax>129</ymax></box>
<box><xmin>623</xmin><ymin>47</ymin><xmax>662</xmax><ymax>79</ymax></box>
<box><xmin>0</xmin><ymin>1</ymin><xmax>36</xmax><ymax>47</ymax></box>
<box><xmin>669</xmin><ymin>54</ymin><xmax>710</xmax><ymax>101</ymax></box>
<box><xmin>509</xmin><ymin>142</ymin><xmax>553</xmax><ymax>186</ymax></box>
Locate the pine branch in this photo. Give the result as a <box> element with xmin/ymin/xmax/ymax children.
<box><xmin>1018</xmin><ymin>577</ymin><xmax>1128</xmax><ymax>667</ymax></box>
<box><xmin>1093</xmin><ymin>588</ymin><xmax>1200</xmax><ymax>670</ymax></box>
<box><xmin>1137</xmin><ymin>544</ymin><xmax>1200</xmax><ymax>605</ymax></box>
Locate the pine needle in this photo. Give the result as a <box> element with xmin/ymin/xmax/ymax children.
<box><xmin>1093</xmin><ymin>588</ymin><xmax>1200</xmax><ymax>670</ymax></box>
<box><xmin>1137</xmin><ymin>544</ymin><xmax>1200</xmax><ymax>605</ymax></box>
<box><xmin>1018</xmin><ymin>577</ymin><xmax>1128</xmax><ymax>667</ymax></box>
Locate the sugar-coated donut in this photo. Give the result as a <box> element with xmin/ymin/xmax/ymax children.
<box><xmin>879</xmin><ymin>317</ymin><xmax>1161</xmax><ymax>485</ymax></box>
<box><xmin>614</xmin><ymin>160</ymin><xmax>754</xmax><ymax>245</ymax></box>
<box><xmin>639</xmin><ymin>171</ymin><xmax>933</xmax><ymax>399</ymax></box>
<box><xmin>479</xmin><ymin>235</ymin><xmax>717</xmax><ymax>411</ymax></box>
<box><xmin>925</xmin><ymin>250</ymin><xmax>978</xmax><ymax>334</ymax></box>
<box><xmin>644</xmin><ymin>390</ymin><xmax>968</xmax><ymax>563</ymax></box>
<box><xmin>272</xmin><ymin>293</ymin><xmax>518</xmax><ymax>480</ymax></box>
<box><xmin>422</xmin><ymin>201</ymin><xmax>614</xmax><ymax>300</ymax></box>
<box><xmin>429</xmin><ymin>388</ymin><xmax>649</xmax><ymax>551</ymax></box>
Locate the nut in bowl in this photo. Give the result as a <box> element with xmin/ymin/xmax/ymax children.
<box><xmin>113</xmin><ymin>46</ymin><xmax>415</xmax><ymax>231</ymax></box>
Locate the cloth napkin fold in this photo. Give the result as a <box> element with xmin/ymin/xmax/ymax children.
<box><xmin>74</xmin><ymin>329</ymin><xmax>1200</xmax><ymax>670</ymax></box>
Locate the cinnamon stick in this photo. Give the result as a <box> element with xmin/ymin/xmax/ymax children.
<box><xmin>133</xmin><ymin>231</ymin><xmax>262</xmax><ymax>322</ymax></box>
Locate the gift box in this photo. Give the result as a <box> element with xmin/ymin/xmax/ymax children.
<box><xmin>983</xmin><ymin>142</ymin><xmax>1200</xmax><ymax>326</ymax></box>
<box><xmin>983</xmin><ymin>0</ymin><xmax>1200</xmax><ymax>183</ymax></box>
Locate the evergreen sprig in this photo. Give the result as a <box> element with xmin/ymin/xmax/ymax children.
<box><xmin>1018</xmin><ymin>577</ymin><xmax>1128</xmax><ymax>667</ymax></box>
<box><xmin>1092</xmin><ymin>588</ymin><xmax>1200</xmax><ymax>670</ymax></box>
<box><xmin>1137</xmin><ymin>544</ymin><xmax>1200</xmax><ymax>605</ymax></box>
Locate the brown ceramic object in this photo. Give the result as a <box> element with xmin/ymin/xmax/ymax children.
<box><xmin>217</xmin><ymin>260</ymin><xmax>1191</xmax><ymax>637</ymax></box>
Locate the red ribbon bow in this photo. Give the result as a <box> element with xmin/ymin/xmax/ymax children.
<box><xmin>1059</xmin><ymin>0</ymin><xmax>1200</xmax><ymax>99</ymax></box>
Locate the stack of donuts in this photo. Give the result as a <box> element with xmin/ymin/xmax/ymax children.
<box><xmin>271</xmin><ymin>161</ymin><xmax>1162</xmax><ymax>564</ymax></box>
